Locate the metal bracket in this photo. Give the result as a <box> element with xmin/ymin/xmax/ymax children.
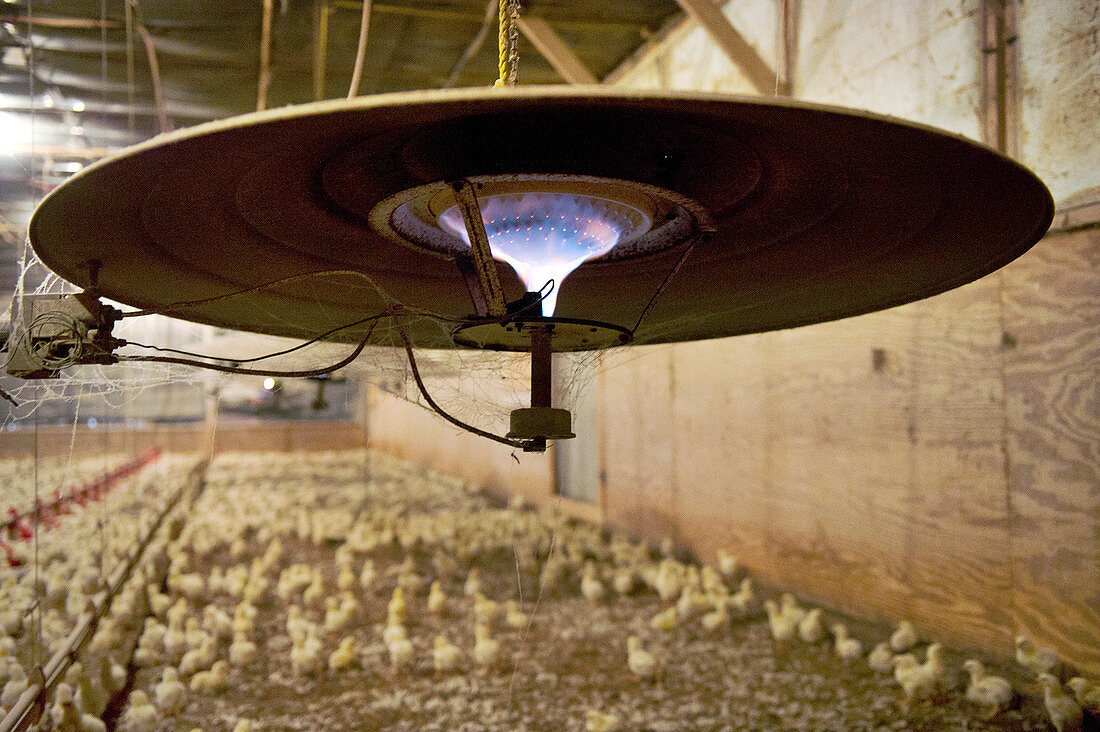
<box><xmin>4</xmin><ymin>292</ymin><xmax>123</xmax><ymax>379</ymax></box>
<box><xmin>449</xmin><ymin>179</ymin><xmax>506</xmax><ymax>318</ymax></box>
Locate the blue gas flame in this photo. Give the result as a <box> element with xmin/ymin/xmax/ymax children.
<box><xmin>439</xmin><ymin>192</ymin><xmax>650</xmax><ymax>316</ymax></box>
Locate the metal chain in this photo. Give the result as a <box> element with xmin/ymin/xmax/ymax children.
<box><xmin>506</xmin><ymin>0</ymin><xmax>520</xmax><ymax>86</ymax></box>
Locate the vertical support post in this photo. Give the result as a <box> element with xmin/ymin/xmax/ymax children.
<box><xmin>526</xmin><ymin>326</ymin><xmax>553</xmax><ymax>453</ymax></box>
<box><xmin>530</xmin><ymin>326</ymin><xmax>552</xmax><ymax>409</ymax></box>
<box><xmin>980</xmin><ymin>0</ymin><xmax>1018</xmax><ymax>156</ymax></box>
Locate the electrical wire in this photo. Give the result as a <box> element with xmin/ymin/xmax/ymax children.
<box><xmin>119</xmin><ymin>319</ymin><xmax>378</xmax><ymax>379</ymax></box>
<box><xmin>117</xmin><ymin>269</ymin><xmax>454</xmax><ymax>321</ymax></box>
<box><xmin>347</xmin><ymin>0</ymin><xmax>372</xmax><ymax>98</ymax></box>
<box><xmin>390</xmin><ymin>311</ymin><xmax>529</xmax><ymax>450</ymax></box>
<box><xmin>628</xmin><ymin>233</ymin><xmax>702</xmax><ymax>335</ymax></box>
<box><xmin>124</xmin><ymin>312</ymin><xmax>389</xmax><ymax>363</ymax></box>
<box><xmin>127</xmin><ymin>0</ymin><xmax>170</xmax><ymax>134</ymax></box>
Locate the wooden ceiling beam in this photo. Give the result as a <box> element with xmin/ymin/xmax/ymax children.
<box><xmin>515</xmin><ymin>15</ymin><xmax>597</xmax><ymax>85</ymax></box>
<box><xmin>673</xmin><ymin>0</ymin><xmax>784</xmax><ymax>95</ymax></box>
<box><xmin>329</xmin><ymin>1</ymin><xmax>644</xmax><ymax>31</ymax></box>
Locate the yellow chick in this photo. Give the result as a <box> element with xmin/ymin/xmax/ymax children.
<box><xmin>890</xmin><ymin>620</ymin><xmax>918</xmax><ymax>652</ymax></box>
<box><xmin>654</xmin><ymin>559</ymin><xmax>682</xmax><ymax>603</ymax></box>
<box><xmin>464</xmin><ymin>568</ymin><xmax>481</xmax><ymax>598</ymax></box>
<box><xmin>154</xmin><ymin>666</ymin><xmax>187</xmax><ymax>715</ymax></box>
<box><xmin>892</xmin><ymin>643</ymin><xmax>946</xmax><ymax>709</ymax></box>
<box><xmin>229</xmin><ymin>632</ymin><xmax>259</xmax><ymax>667</ymax></box>
<box><xmin>359</xmin><ymin>559</ymin><xmax>377</xmax><ymax>593</ymax></box>
<box><xmin>302</xmin><ymin>574</ymin><xmax>325</xmax><ymax>610</ymax></box>
<box><xmin>728</xmin><ymin>578</ymin><xmax>755</xmax><ymax>615</ymax></box>
<box><xmin>473</xmin><ymin>593</ymin><xmax>501</xmax><ymax>627</ymax></box>
<box><xmin>231</xmin><ymin>720</ymin><xmax>253</xmax><ymax>732</ymax></box>
<box><xmin>1067</xmin><ymin>677</ymin><xmax>1100</xmax><ymax>716</ymax></box>
<box><xmin>700</xmin><ymin>596</ymin><xmax>729</xmax><ymax>632</ymax></box>
<box><xmin>626</xmin><ymin>635</ymin><xmax>658</xmax><ymax>681</ymax></box>
<box><xmin>1016</xmin><ymin>636</ymin><xmax>1060</xmax><ymax>677</ymax></box>
<box><xmin>831</xmin><ymin>623</ymin><xmax>863</xmax><ymax>662</ymax></box>
<box><xmin>580</xmin><ymin>563</ymin><xmax>606</xmax><ymax>605</ymax></box>
<box><xmin>336</xmin><ymin>563</ymin><xmax>356</xmax><ymax>593</ymax></box>
<box><xmin>700</xmin><ymin>566</ymin><xmax>726</xmax><ymax>596</ymax></box>
<box><xmin>290</xmin><ymin>631</ymin><xmax>324</xmax><ymax>676</ymax></box>
<box><xmin>649</xmin><ymin>606</ymin><xmax>678</xmax><ymax>631</ymax></box>
<box><xmin>387</xmin><ymin>587</ymin><xmax>407</xmax><ymax>624</ymax></box>
<box><xmin>504</xmin><ymin>600</ymin><xmax>529</xmax><ymax>630</ymax></box>
<box><xmin>473</xmin><ymin>623</ymin><xmax>503</xmax><ymax>672</ymax></box>
<box><xmin>432</xmin><ymin>635</ymin><xmax>462</xmax><ymax>676</ymax></box>
<box><xmin>382</xmin><ymin>619</ymin><xmax>408</xmax><ymax>647</ymax></box>
<box><xmin>189</xmin><ymin>660</ymin><xmax>229</xmax><ymax>695</ymax></box>
<box><xmin>868</xmin><ymin>641</ymin><xmax>895</xmax><ymax>673</ymax></box>
<box><xmin>119</xmin><ymin>690</ymin><xmax>157</xmax><ymax>732</ymax></box>
<box><xmin>50</xmin><ymin>682</ymin><xmax>101</xmax><ymax>732</ymax></box>
<box><xmin>179</xmin><ymin>637</ymin><xmax>218</xmax><ymax>676</ymax></box>
<box><xmin>1038</xmin><ymin>674</ymin><xmax>1083</xmax><ymax>732</ymax></box>
<box><xmin>427</xmin><ymin>581</ymin><xmax>448</xmax><ymax>616</ymax></box>
<box><xmin>585</xmin><ymin>709</ymin><xmax>622</xmax><ymax>732</ymax></box>
<box><xmin>716</xmin><ymin>549</ymin><xmax>738</xmax><ymax>578</ymax></box>
<box><xmin>388</xmin><ymin>636</ymin><xmax>415</xmax><ymax>672</ymax></box>
<box><xmin>962</xmin><ymin>659</ymin><xmax>1013</xmax><ymax>719</ymax></box>
<box><xmin>763</xmin><ymin>600</ymin><xmax>797</xmax><ymax>644</ymax></box>
<box><xmin>798</xmin><ymin>608</ymin><xmax>824</xmax><ymax>643</ymax></box>
<box><xmin>612</xmin><ymin>568</ymin><xmax>636</xmax><ymax>596</ymax></box>
<box><xmin>779</xmin><ymin>593</ymin><xmax>807</xmax><ymax>626</ymax></box>
<box><xmin>328</xmin><ymin>636</ymin><xmax>357</xmax><ymax>672</ymax></box>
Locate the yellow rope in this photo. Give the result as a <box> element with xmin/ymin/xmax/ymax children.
<box><xmin>494</xmin><ymin>0</ymin><xmax>518</xmax><ymax>87</ymax></box>
<box><xmin>495</xmin><ymin>0</ymin><xmax>507</xmax><ymax>87</ymax></box>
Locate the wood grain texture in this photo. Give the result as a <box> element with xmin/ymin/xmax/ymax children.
<box><xmin>589</xmin><ymin>225</ymin><xmax>1099</xmax><ymax>674</ymax></box>
<box><xmin>599</xmin><ymin>345</ymin><xmax>680</xmax><ymax>546</ymax></box>
<box><xmin>1003</xmin><ymin>226</ymin><xmax>1100</xmax><ymax>673</ymax></box>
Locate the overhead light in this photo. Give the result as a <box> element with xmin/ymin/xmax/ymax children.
<box><xmin>72</xmin><ymin>100</ymin><xmax>86</xmax><ymax>113</ymax></box>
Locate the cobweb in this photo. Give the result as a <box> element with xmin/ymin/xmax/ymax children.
<box><xmin>1</xmin><ymin>237</ymin><xmax>616</xmax><ymax>446</ymax></box>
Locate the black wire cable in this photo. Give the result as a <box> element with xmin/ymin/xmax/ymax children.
<box><xmin>124</xmin><ymin>312</ymin><xmax>389</xmax><ymax>363</ymax></box>
<box><xmin>119</xmin><ymin>319</ymin><xmax>378</xmax><ymax>378</ymax></box>
<box><xmin>629</xmin><ymin>234</ymin><xmax>702</xmax><ymax>335</ymax></box>
<box><xmin>391</xmin><ymin>311</ymin><xmax>529</xmax><ymax>450</ymax></box>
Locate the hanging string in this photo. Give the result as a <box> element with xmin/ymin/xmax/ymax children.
<box><xmin>494</xmin><ymin>0</ymin><xmax>519</xmax><ymax>87</ymax></box>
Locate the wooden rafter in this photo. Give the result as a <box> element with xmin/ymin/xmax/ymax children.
<box><xmin>673</xmin><ymin>0</ymin><xmax>785</xmax><ymax>95</ymax></box>
<box><xmin>980</xmin><ymin>0</ymin><xmax>1018</xmax><ymax>156</ymax></box>
<box><xmin>516</xmin><ymin>15</ymin><xmax>597</xmax><ymax>85</ymax></box>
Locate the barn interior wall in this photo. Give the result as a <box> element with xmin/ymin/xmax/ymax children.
<box><xmin>604</xmin><ymin>0</ymin><xmax>1099</xmax><ymax>672</ymax></box>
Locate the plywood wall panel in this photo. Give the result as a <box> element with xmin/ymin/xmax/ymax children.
<box><xmin>1004</xmin><ymin>228</ymin><xmax>1100</xmax><ymax>673</ymax></box>
<box><xmin>591</xmin><ymin>224</ymin><xmax>1098</xmax><ymax>673</ymax></box>
<box><xmin>668</xmin><ymin>337</ymin><xmax>772</xmax><ymax>567</ymax></box>
<box><xmin>599</xmin><ymin>345</ymin><xmax>679</xmax><ymax>545</ymax></box>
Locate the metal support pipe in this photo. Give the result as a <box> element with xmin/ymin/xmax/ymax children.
<box><xmin>530</xmin><ymin>326</ymin><xmax>552</xmax><ymax>409</ymax></box>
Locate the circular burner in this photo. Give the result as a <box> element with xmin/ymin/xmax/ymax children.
<box><xmin>368</xmin><ymin>174</ymin><xmax>710</xmax><ymax>263</ymax></box>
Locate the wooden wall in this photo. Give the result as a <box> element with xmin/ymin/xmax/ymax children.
<box><xmin>0</xmin><ymin>420</ymin><xmax>368</xmax><ymax>459</ymax></box>
<box><xmin>597</xmin><ymin>221</ymin><xmax>1099</xmax><ymax>674</ymax></box>
<box><xmin>365</xmin><ymin>387</ymin><xmax>554</xmax><ymax>507</ymax></box>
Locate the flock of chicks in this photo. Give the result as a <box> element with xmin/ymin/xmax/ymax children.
<box><xmin>1</xmin><ymin>448</ymin><xmax>1098</xmax><ymax>731</ymax></box>
<box><xmin>0</xmin><ymin>453</ymin><xmax>203</xmax><ymax>728</ymax></box>
<box><xmin>754</xmin><ymin>590</ymin><xmax>1097</xmax><ymax>732</ymax></box>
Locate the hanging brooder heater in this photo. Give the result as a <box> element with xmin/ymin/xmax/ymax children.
<box><xmin>25</xmin><ymin>88</ymin><xmax>1053</xmax><ymax>450</ymax></box>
